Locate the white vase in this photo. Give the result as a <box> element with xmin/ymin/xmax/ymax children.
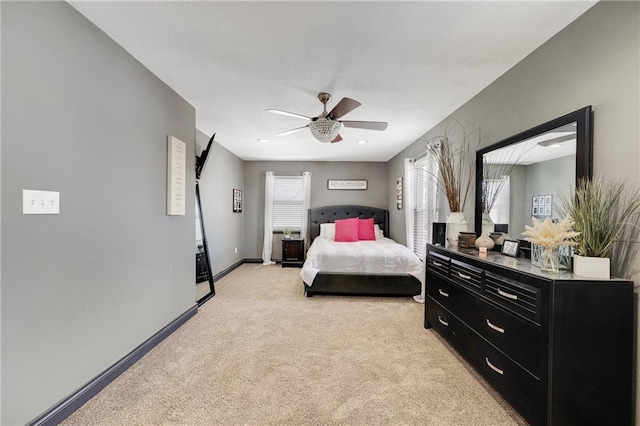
<box><xmin>573</xmin><ymin>255</ymin><xmax>610</xmax><ymax>279</ymax></box>
<box><xmin>475</xmin><ymin>234</ymin><xmax>495</xmax><ymax>250</ymax></box>
<box><xmin>481</xmin><ymin>212</ymin><xmax>495</xmax><ymax>236</ymax></box>
<box><xmin>446</xmin><ymin>212</ymin><xmax>469</xmax><ymax>247</ymax></box>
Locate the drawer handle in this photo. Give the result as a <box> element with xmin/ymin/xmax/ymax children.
<box><xmin>432</xmin><ymin>261</ymin><xmax>443</xmax><ymax>267</ymax></box>
<box><xmin>485</xmin><ymin>357</ymin><xmax>504</xmax><ymax>375</ymax></box>
<box><xmin>437</xmin><ymin>316</ymin><xmax>449</xmax><ymax>327</ymax></box>
<box><xmin>458</xmin><ymin>272</ymin><xmax>472</xmax><ymax>280</ymax></box>
<box><xmin>497</xmin><ymin>288</ymin><xmax>518</xmax><ymax>300</ymax></box>
<box><xmin>486</xmin><ymin>319</ymin><xmax>505</xmax><ymax>334</ymax></box>
<box><xmin>438</xmin><ymin>288</ymin><xmax>450</xmax><ymax>298</ymax></box>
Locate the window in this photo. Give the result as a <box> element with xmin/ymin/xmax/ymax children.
<box><xmin>195</xmin><ymin>198</ymin><xmax>203</xmax><ymax>245</ymax></box>
<box><xmin>489</xmin><ymin>177</ymin><xmax>510</xmax><ymax>224</ymax></box>
<box><xmin>412</xmin><ymin>155</ymin><xmax>439</xmax><ymax>260</ymax></box>
<box><xmin>272</xmin><ymin>175</ymin><xmax>304</xmax><ymax>231</ymax></box>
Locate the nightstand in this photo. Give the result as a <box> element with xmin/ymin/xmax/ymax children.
<box><xmin>282</xmin><ymin>238</ymin><xmax>305</xmax><ymax>268</ymax></box>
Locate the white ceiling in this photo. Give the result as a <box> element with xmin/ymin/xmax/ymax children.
<box><xmin>69</xmin><ymin>1</ymin><xmax>596</xmax><ymax>162</ymax></box>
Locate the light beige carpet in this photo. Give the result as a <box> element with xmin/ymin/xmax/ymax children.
<box><xmin>63</xmin><ymin>264</ymin><xmax>526</xmax><ymax>425</ymax></box>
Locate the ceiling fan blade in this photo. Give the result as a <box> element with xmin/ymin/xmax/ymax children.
<box><xmin>331</xmin><ymin>134</ymin><xmax>343</xmax><ymax>143</ymax></box>
<box><xmin>341</xmin><ymin>120</ymin><xmax>388</xmax><ymax>131</ymax></box>
<box><xmin>266</xmin><ymin>109</ymin><xmax>311</xmax><ymax>120</ymax></box>
<box><xmin>276</xmin><ymin>125</ymin><xmax>309</xmax><ymax>136</ymax></box>
<box><xmin>327</xmin><ymin>97</ymin><xmax>361</xmax><ymax>119</ymax></box>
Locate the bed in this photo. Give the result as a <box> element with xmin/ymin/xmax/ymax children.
<box><xmin>300</xmin><ymin>205</ymin><xmax>423</xmax><ymax>297</ymax></box>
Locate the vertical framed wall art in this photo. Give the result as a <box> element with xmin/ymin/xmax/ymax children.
<box><xmin>233</xmin><ymin>189</ymin><xmax>242</xmax><ymax>213</ymax></box>
<box><xmin>531</xmin><ymin>193</ymin><xmax>553</xmax><ymax>219</ymax></box>
<box><xmin>396</xmin><ymin>177</ymin><xmax>403</xmax><ymax>209</ymax></box>
<box><xmin>167</xmin><ymin>135</ymin><xmax>186</xmax><ymax>216</ymax></box>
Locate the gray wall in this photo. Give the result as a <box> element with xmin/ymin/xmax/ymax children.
<box><xmin>389</xmin><ymin>1</ymin><xmax>640</xmax><ymax>257</ymax></box>
<box><xmin>196</xmin><ymin>131</ymin><xmax>245</xmax><ymax>275</ymax></box>
<box><xmin>243</xmin><ymin>161</ymin><xmax>388</xmax><ymax>259</ymax></box>
<box><xmin>1</xmin><ymin>3</ymin><xmax>196</xmax><ymax>424</ymax></box>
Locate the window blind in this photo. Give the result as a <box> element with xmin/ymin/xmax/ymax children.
<box><xmin>273</xmin><ymin>175</ymin><xmax>304</xmax><ymax>230</ymax></box>
<box><xmin>195</xmin><ymin>199</ymin><xmax>203</xmax><ymax>244</ymax></box>
<box><xmin>412</xmin><ymin>155</ymin><xmax>438</xmax><ymax>260</ymax></box>
<box><xmin>489</xmin><ymin>177</ymin><xmax>510</xmax><ymax>224</ymax></box>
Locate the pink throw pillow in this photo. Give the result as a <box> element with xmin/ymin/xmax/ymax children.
<box><xmin>358</xmin><ymin>217</ymin><xmax>376</xmax><ymax>241</ymax></box>
<box><xmin>334</xmin><ymin>218</ymin><xmax>360</xmax><ymax>242</ymax></box>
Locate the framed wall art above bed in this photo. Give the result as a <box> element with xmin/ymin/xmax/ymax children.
<box><xmin>327</xmin><ymin>179</ymin><xmax>368</xmax><ymax>190</ymax></box>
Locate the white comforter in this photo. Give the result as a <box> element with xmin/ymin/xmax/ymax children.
<box><xmin>300</xmin><ymin>237</ymin><xmax>424</xmax><ymax>286</ymax></box>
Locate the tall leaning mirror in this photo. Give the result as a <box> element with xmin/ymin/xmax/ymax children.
<box><xmin>474</xmin><ymin>106</ymin><xmax>593</xmax><ymax>239</ymax></box>
<box><xmin>195</xmin><ymin>134</ymin><xmax>215</xmax><ymax>305</ymax></box>
<box><xmin>196</xmin><ymin>182</ymin><xmax>214</xmax><ymax>303</ymax></box>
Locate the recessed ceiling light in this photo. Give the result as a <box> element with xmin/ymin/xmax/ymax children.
<box><xmin>537</xmin><ymin>134</ymin><xmax>574</xmax><ymax>148</ymax></box>
<box><xmin>258</xmin><ymin>139</ymin><xmax>269</xmax><ymax>143</ymax></box>
<box><xmin>357</xmin><ymin>140</ymin><xmax>368</xmax><ymax>144</ymax></box>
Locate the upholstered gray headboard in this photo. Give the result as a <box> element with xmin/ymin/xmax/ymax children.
<box><xmin>308</xmin><ymin>205</ymin><xmax>389</xmax><ymax>242</ymax></box>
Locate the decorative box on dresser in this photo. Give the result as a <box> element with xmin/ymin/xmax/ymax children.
<box><xmin>425</xmin><ymin>244</ymin><xmax>634</xmax><ymax>426</ymax></box>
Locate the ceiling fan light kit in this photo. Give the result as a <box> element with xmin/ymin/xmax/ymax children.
<box><xmin>268</xmin><ymin>92</ymin><xmax>388</xmax><ymax>144</ymax></box>
<box><xmin>310</xmin><ymin>116</ymin><xmax>342</xmax><ymax>143</ymax></box>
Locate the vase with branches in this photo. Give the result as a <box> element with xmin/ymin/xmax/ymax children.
<box><xmin>425</xmin><ymin>120</ymin><xmax>482</xmax><ymax>246</ymax></box>
<box><xmin>557</xmin><ymin>177</ymin><xmax>640</xmax><ymax>278</ymax></box>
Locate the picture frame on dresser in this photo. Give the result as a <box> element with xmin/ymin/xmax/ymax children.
<box><xmin>500</xmin><ymin>239</ymin><xmax>519</xmax><ymax>257</ymax></box>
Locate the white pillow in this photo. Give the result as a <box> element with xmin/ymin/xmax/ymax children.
<box><xmin>319</xmin><ymin>223</ymin><xmax>336</xmax><ymax>241</ymax></box>
<box><xmin>374</xmin><ymin>224</ymin><xmax>385</xmax><ymax>240</ymax></box>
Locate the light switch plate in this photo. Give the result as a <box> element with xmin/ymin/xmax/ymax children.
<box><xmin>23</xmin><ymin>189</ymin><xmax>60</xmax><ymax>214</ymax></box>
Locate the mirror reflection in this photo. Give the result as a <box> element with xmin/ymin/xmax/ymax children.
<box><xmin>475</xmin><ymin>106</ymin><xmax>592</xmax><ymax>240</ymax></box>
<box><xmin>483</xmin><ymin>123</ymin><xmax>576</xmax><ymax>237</ymax></box>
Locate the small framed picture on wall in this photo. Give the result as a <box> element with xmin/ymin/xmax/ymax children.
<box><xmin>233</xmin><ymin>189</ymin><xmax>242</xmax><ymax>213</ymax></box>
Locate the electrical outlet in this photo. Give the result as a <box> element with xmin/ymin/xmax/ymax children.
<box><xmin>23</xmin><ymin>189</ymin><xmax>60</xmax><ymax>214</ymax></box>
<box><xmin>234</xmin><ymin>247</ymin><xmax>238</xmax><ymax>254</ymax></box>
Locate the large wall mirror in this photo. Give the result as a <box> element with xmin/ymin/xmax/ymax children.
<box><xmin>474</xmin><ymin>106</ymin><xmax>593</xmax><ymax>238</ymax></box>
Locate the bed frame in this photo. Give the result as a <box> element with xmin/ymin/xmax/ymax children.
<box><xmin>303</xmin><ymin>205</ymin><xmax>421</xmax><ymax>297</ymax></box>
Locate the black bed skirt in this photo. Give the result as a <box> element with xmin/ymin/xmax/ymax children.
<box><xmin>304</xmin><ymin>272</ymin><xmax>421</xmax><ymax>297</ymax></box>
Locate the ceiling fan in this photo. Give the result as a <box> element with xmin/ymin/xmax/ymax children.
<box><xmin>267</xmin><ymin>92</ymin><xmax>388</xmax><ymax>143</ymax></box>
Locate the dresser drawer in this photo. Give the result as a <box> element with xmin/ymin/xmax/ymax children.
<box><xmin>465</xmin><ymin>328</ymin><xmax>546</xmax><ymax>426</ymax></box>
<box><xmin>467</xmin><ymin>296</ymin><xmax>545</xmax><ymax>379</ymax></box>
<box><xmin>427</xmin><ymin>251</ymin><xmax>449</xmax><ymax>277</ymax></box>
<box><xmin>450</xmin><ymin>259</ymin><xmax>483</xmax><ymax>291</ymax></box>
<box><xmin>427</xmin><ymin>299</ymin><xmax>467</xmax><ymax>354</ymax></box>
<box><xmin>427</xmin><ymin>272</ymin><xmax>465</xmax><ymax>314</ymax></box>
<box><xmin>484</xmin><ymin>271</ymin><xmax>541</xmax><ymax>323</ymax></box>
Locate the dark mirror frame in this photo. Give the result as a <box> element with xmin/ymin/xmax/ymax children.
<box><xmin>196</xmin><ymin>181</ymin><xmax>215</xmax><ymax>305</ymax></box>
<box><xmin>474</xmin><ymin>106</ymin><xmax>593</xmax><ymax>236</ymax></box>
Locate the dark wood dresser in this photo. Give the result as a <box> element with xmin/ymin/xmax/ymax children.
<box><xmin>425</xmin><ymin>244</ymin><xmax>634</xmax><ymax>426</ymax></box>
